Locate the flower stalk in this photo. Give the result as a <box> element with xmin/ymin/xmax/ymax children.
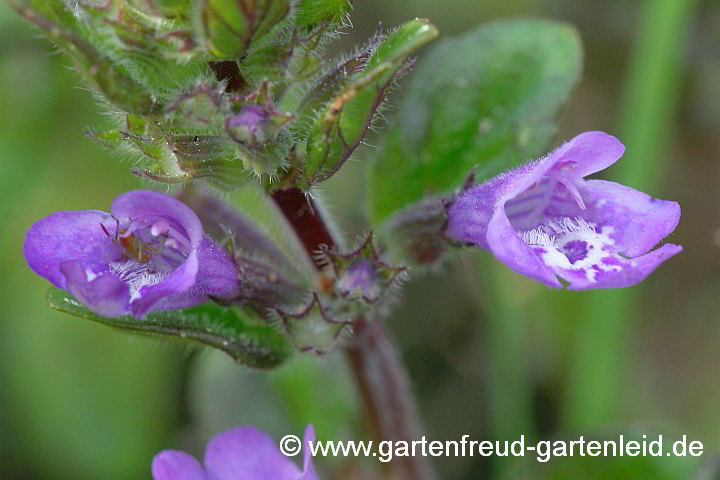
<box><xmin>347</xmin><ymin>318</ymin><xmax>438</xmax><ymax>480</ymax></box>
<box><xmin>272</xmin><ymin>185</ymin><xmax>436</xmax><ymax>479</ymax></box>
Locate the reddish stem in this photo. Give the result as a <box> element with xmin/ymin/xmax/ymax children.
<box><xmin>347</xmin><ymin>318</ymin><xmax>438</xmax><ymax>480</ymax></box>
<box><xmin>271</xmin><ymin>187</ymin><xmax>335</xmax><ymax>267</ymax></box>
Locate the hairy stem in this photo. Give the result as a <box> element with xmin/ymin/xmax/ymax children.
<box><xmin>271</xmin><ymin>187</ymin><xmax>336</xmax><ymax>267</ymax></box>
<box><xmin>272</xmin><ymin>187</ymin><xmax>434</xmax><ymax>478</ymax></box>
<box><xmin>346</xmin><ymin>318</ymin><xmax>438</xmax><ymax>480</ymax></box>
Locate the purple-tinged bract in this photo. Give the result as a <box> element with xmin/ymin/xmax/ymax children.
<box><xmin>152</xmin><ymin>425</ymin><xmax>318</xmax><ymax>480</ymax></box>
<box><xmin>25</xmin><ymin>190</ymin><xmax>239</xmax><ymax>317</ymax></box>
<box><xmin>445</xmin><ymin>132</ymin><xmax>682</xmax><ymax>289</ymax></box>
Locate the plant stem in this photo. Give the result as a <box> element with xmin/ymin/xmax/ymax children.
<box><xmin>271</xmin><ymin>187</ymin><xmax>336</xmax><ymax>267</ymax></box>
<box><xmin>271</xmin><ymin>186</ymin><xmax>434</xmax><ymax>478</ymax></box>
<box><xmin>346</xmin><ymin>317</ymin><xmax>438</xmax><ymax>480</ymax></box>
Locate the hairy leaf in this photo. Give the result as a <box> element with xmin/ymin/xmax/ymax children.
<box><xmin>369</xmin><ymin>19</ymin><xmax>583</xmax><ymax>225</ymax></box>
<box><xmin>46</xmin><ymin>287</ymin><xmax>292</xmax><ymax>368</ymax></box>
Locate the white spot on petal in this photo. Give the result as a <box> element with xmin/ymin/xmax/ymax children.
<box><xmin>111</xmin><ymin>261</ymin><xmax>166</xmax><ymax>302</ymax></box>
<box><xmin>519</xmin><ymin>217</ymin><xmax>622</xmax><ymax>282</ymax></box>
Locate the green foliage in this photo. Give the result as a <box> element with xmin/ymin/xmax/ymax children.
<box><xmin>295</xmin><ymin>0</ymin><xmax>351</xmax><ymax>29</ymax></box>
<box><xmin>298</xmin><ymin>19</ymin><xmax>439</xmax><ymax>188</ymax></box>
<box><xmin>46</xmin><ymin>287</ymin><xmax>292</xmax><ymax>368</ymax></box>
<box><xmin>369</xmin><ymin>19</ymin><xmax>582</xmax><ymax>225</ymax></box>
<box><xmin>8</xmin><ymin>0</ymin><xmax>206</xmax><ymax>114</ymax></box>
<box><xmin>196</xmin><ymin>0</ymin><xmax>290</xmax><ymax>59</ymax></box>
<box><xmin>8</xmin><ymin>0</ymin><xmax>440</xmax><ymax>193</ymax></box>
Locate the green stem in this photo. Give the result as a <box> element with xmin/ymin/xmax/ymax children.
<box><xmin>565</xmin><ymin>0</ymin><xmax>700</xmax><ymax>430</ymax></box>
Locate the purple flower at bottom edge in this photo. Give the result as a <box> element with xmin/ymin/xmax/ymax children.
<box><xmin>445</xmin><ymin>131</ymin><xmax>682</xmax><ymax>289</ymax></box>
<box><xmin>152</xmin><ymin>425</ymin><xmax>319</xmax><ymax>480</ymax></box>
<box><xmin>24</xmin><ymin>190</ymin><xmax>239</xmax><ymax>317</ymax></box>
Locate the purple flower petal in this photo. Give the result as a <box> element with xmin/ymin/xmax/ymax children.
<box><xmin>24</xmin><ymin>210</ymin><xmax>123</xmax><ymax>289</ymax></box>
<box><xmin>130</xmin><ymin>251</ymin><xmax>199</xmax><ymax>317</ymax></box>
<box><xmin>336</xmin><ymin>261</ymin><xmax>380</xmax><ymax>301</ymax></box>
<box><xmin>576</xmin><ymin>180</ymin><xmax>681</xmax><ymax>257</ymax></box>
<box><xmin>25</xmin><ymin>191</ymin><xmax>240</xmax><ymax>317</ymax></box>
<box><xmin>446</xmin><ymin>132</ymin><xmax>682</xmax><ymax>289</ymax></box>
<box><xmin>300</xmin><ymin>424</ymin><xmax>319</xmax><ymax>480</ymax></box>
<box><xmin>569</xmin><ymin>243</ymin><xmax>683</xmax><ymax>290</ymax></box>
<box><xmin>152</xmin><ymin>450</ymin><xmax>208</xmax><ymax>480</ymax></box>
<box><xmin>112</xmin><ymin>190</ymin><xmax>204</xmax><ymax>249</ymax></box>
<box><xmin>546</xmin><ymin>130</ymin><xmax>626</xmax><ymax>178</ymax></box>
<box><xmin>152</xmin><ymin>425</ymin><xmax>318</xmax><ymax>480</ymax></box>
<box><xmin>204</xmin><ymin>426</ymin><xmax>301</xmax><ymax>480</ymax></box>
<box><xmin>194</xmin><ymin>238</ymin><xmax>241</xmax><ymax>298</ymax></box>
<box><xmin>485</xmin><ymin>209</ymin><xmax>562</xmax><ymax>287</ymax></box>
<box><xmin>59</xmin><ymin>260</ymin><xmax>130</xmax><ymax>317</ymax></box>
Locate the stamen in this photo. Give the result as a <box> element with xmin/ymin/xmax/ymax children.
<box><xmin>557</xmin><ymin>177</ymin><xmax>586</xmax><ymax>209</ymax></box>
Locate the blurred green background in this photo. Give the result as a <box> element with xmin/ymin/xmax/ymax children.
<box><xmin>1</xmin><ymin>0</ymin><xmax>719</xmax><ymax>479</ymax></box>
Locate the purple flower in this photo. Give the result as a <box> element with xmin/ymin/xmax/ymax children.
<box><xmin>152</xmin><ymin>425</ymin><xmax>318</xmax><ymax>480</ymax></box>
<box><xmin>25</xmin><ymin>190</ymin><xmax>239</xmax><ymax>317</ymax></box>
<box><xmin>227</xmin><ymin>105</ymin><xmax>269</xmax><ymax>143</ymax></box>
<box><xmin>336</xmin><ymin>261</ymin><xmax>380</xmax><ymax>301</ymax></box>
<box><xmin>445</xmin><ymin>132</ymin><xmax>682</xmax><ymax>289</ymax></box>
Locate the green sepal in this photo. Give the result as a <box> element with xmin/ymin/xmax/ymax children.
<box><xmin>46</xmin><ymin>287</ymin><xmax>292</xmax><ymax>368</ymax></box>
<box><xmin>235</xmin><ymin>129</ymin><xmax>294</xmax><ymax>179</ymax></box>
<box><xmin>223</xmin><ymin>184</ymin><xmax>319</xmax><ymax>285</ymax></box>
<box><xmin>299</xmin><ymin>19</ymin><xmax>439</xmax><ymax>188</ymax></box>
<box><xmin>87</xmin><ymin>114</ymin><xmax>251</xmax><ymax>190</ymax></box>
<box><xmin>369</xmin><ymin>19</ymin><xmax>583</xmax><ymax>225</ymax></box>
<box><xmin>8</xmin><ymin>1</ymin><xmax>160</xmax><ymax>114</ymax></box>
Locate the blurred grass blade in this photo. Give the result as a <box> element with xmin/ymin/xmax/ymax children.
<box><xmin>564</xmin><ymin>0</ymin><xmax>700</xmax><ymax>430</ymax></box>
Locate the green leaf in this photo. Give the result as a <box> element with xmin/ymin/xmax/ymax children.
<box><xmin>9</xmin><ymin>0</ymin><xmax>208</xmax><ymax>114</ymax></box>
<box><xmin>87</xmin><ymin>119</ymin><xmax>251</xmax><ymax>190</ymax></box>
<box><xmin>197</xmin><ymin>0</ymin><xmax>290</xmax><ymax>59</ymax></box>
<box><xmin>46</xmin><ymin>287</ymin><xmax>292</xmax><ymax>368</ymax></box>
<box><xmin>295</xmin><ymin>0</ymin><xmax>352</xmax><ymax>29</ymax></box>
<box><xmin>369</xmin><ymin>19</ymin><xmax>583</xmax><ymax>225</ymax></box>
<box><xmin>197</xmin><ymin>0</ymin><xmax>251</xmax><ymax>58</ymax></box>
<box><xmin>299</xmin><ymin>19</ymin><xmax>439</xmax><ymax>187</ymax></box>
